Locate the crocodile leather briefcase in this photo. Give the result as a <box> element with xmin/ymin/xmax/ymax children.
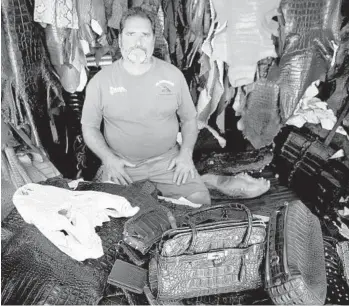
<box><xmin>265</xmin><ymin>200</ymin><xmax>327</xmax><ymax>305</ymax></box>
<box><xmin>148</xmin><ymin>204</ymin><xmax>266</xmax><ymax>301</ymax></box>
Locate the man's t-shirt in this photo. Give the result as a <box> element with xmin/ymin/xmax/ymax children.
<box><xmin>81</xmin><ymin>57</ymin><xmax>197</xmax><ymax>163</ymax></box>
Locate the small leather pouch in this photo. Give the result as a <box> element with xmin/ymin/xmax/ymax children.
<box><xmin>107</xmin><ymin>259</ymin><xmax>148</xmax><ymax>294</ymax></box>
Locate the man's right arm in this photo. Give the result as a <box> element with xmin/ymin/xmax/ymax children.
<box><xmin>81</xmin><ymin>125</ymin><xmax>115</xmax><ymax>162</ymax></box>
<box><xmin>81</xmin><ymin>77</ymin><xmax>135</xmax><ymax>184</ymax></box>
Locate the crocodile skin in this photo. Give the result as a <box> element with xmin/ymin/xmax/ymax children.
<box><xmin>238</xmin><ymin>80</ymin><xmax>282</xmax><ymax>149</ymax></box>
<box><xmin>326</xmin><ymin>23</ymin><xmax>349</xmax><ymax>123</ymax></box>
<box><xmin>1</xmin><ymin>179</ymin><xmax>160</xmax><ymax>305</ymax></box>
<box><xmin>195</xmin><ymin>146</ymin><xmax>274</xmax><ymax>175</ymax></box>
<box><xmin>1</xmin><ymin>225</ymin><xmax>107</xmax><ymax>305</ymax></box>
<box><xmin>265</xmin><ymin>200</ymin><xmax>327</xmax><ymax>305</ymax></box>
<box><xmin>149</xmin><ymin>204</ymin><xmax>266</xmax><ymax>300</ymax></box>
<box><xmin>323</xmin><ymin>237</ymin><xmax>349</xmax><ymax>305</ymax></box>
<box><xmin>1</xmin><ymin>0</ymin><xmax>64</xmax><ymax>146</ymax></box>
<box><xmin>276</xmin><ymin>0</ymin><xmax>342</xmax><ymax>121</ymax></box>
<box><xmin>152</xmin><ymin>242</ymin><xmax>264</xmax><ymax>300</ymax></box>
<box><xmin>161</xmin><ymin>221</ymin><xmax>266</xmax><ymax>257</ymax></box>
<box><xmin>273</xmin><ymin>127</ymin><xmax>349</xmax><ymax>213</ymax></box>
<box><xmin>123</xmin><ymin>205</ymin><xmax>177</xmax><ymax>255</ymax></box>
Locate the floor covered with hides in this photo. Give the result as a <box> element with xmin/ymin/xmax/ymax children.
<box><xmin>1</xmin><ymin>165</ymin><xmax>348</xmax><ymax>305</ymax></box>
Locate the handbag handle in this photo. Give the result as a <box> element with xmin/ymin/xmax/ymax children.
<box><xmin>324</xmin><ymin>89</ymin><xmax>349</xmax><ymax>146</ymax></box>
<box><xmin>184</xmin><ymin>203</ymin><xmax>253</xmax><ymax>252</ymax></box>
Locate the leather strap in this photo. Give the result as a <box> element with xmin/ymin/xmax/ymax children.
<box><xmin>183</xmin><ymin>203</ymin><xmax>253</xmax><ymax>252</ymax></box>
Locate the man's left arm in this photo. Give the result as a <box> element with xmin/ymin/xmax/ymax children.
<box><xmin>168</xmin><ymin>72</ymin><xmax>199</xmax><ymax>185</ymax></box>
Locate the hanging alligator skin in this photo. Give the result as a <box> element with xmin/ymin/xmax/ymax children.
<box><xmin>107</xmin><ymin>0</ymin><xmax>128</xmax><ymax>29</ymax></box>
<box><xmin>1</xmin><ymin>0</ymin><xmax>64</xmax><ymax>148</ymax></box>
<box><xmin>238</xmin><ymin>79</ymin><xmax>282</xmax><ymax>149</ymax></box>
<box><xmin>326</xmin><ymin>23</ymin><xmax>349</xmax><ymax>124</ymax></box>
<box><xmin>211</xmin><ymin>0</ymin><xmax>280</xmax><ymax>87</ymax></box>
<box><xmin>195</xmin><ymin>146</ymin><xmax>274</xmax><ymax>175</ymax></box>
<box><xmin>276</xmin><ymin>0</ymin><xmax>342</xmax><ymax>121</ymax></box>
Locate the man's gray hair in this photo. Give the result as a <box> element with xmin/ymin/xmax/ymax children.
<box><xmin>120</xmin><ymin>7</ymin><xmax>156</xmax><ymax>35</ymax></box>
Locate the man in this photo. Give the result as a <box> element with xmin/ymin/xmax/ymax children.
<box><xmin>81</xmin><ymin>7</ymin><xmax>211</xmax><ymax>205</ymax></box>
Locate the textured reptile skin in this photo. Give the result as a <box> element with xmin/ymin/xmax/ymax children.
<box><xmin>273</xmin><ymin>128</ymin><xmax>349</xmax><ymax>213</ymax></box>
<box><xmin>195</xmin><ymin>146</ymin><xmax>273</xmax><ymax>175</ymax></box>
<box><xmin>161</xmin><ymin>221</ymin><xmax>266</xmax><ymax>257</ymax></box>
<box><xmin>150</xmin><ymin>204</ymin><xmax>266</xmax><ymax>300</ymax></box>
<box><xmin>2</xmin><ymin>225</ymin><xmax>107</xmax><ymax>305</ymax></box>
<box><xmin>265</xmin><ymin>200</ymin><xmax>327</xmax><ymax>305</ymax></box>
<box><xmin>123</xmin><ymin>205</ymin><xmax>177</xmax><ymax>255</ymax></box>
<box><xmin>152</xmin><ymin>244</ymin><xmax>264</xmax><ymax>300</ymax></box>
<box><xmin>239</xmin><ymin>80</ymin><xmax>281</xmax><ymax>149</ymax></box>
<box><xmin>323</xmin><ymin>236</ymin><xmax>349</xmax><ymax>305</ymax></box>
<box><xmin>276</xmin><ymin>0</ymin><xmax>342</xmax><ymax>121</ymax></box>
<box><xmin>326</xmin><ymin>23</ymin><xmax>349</xmax><ymax>123</ymax></box>
<box><xmin>1</xmin><ymin>179</ymin><xmax>160</xmax><ymax>305</ymax></box>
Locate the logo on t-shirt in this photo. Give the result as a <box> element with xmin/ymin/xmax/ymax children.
<box><xmin>110</xmin><ymin>86</ymin><xmax>127</xmax><ymax>95</ymax></box>
<box><xmin>156</xmin><ymin>80</ymin><xmax>175</xmax><ymax>95</ymax></box>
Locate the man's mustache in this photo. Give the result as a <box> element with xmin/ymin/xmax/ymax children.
<box><xmin>128</xmin><ymin>46</ymin><xmax>147</xmax><ymax>53</ymax></box>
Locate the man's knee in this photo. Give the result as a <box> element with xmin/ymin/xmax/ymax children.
<box><xmin>186</xmin><ymin>190</ymin><xmax>211</xmax><ymax>206</ymax></box>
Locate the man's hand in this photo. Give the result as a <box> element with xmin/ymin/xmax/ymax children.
<box><xmin>168</xmin><ymin>150</ymin><xmax>196</xmax><ymax>185</ymax></box>
<box><xmin>102</xmin><ymin>154</ymin><xmax>135</xmax><ymax>185</ymax></box>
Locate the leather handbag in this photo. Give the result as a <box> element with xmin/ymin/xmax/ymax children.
<box><xmin>274</xmin><ymin>94</ymin><xmax>349</xmax><ymax>215</ymax></box>
<box><xmin>148</xmin><ymin>204</ymin><xmax>266</xmax><ymax>301</ymax></box>
<box><xmin>265</xmin><ymin>200</ymin><xmax>327</xmax><ymax>305</ymax></box>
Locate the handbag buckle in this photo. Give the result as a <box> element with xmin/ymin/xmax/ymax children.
<box><xmin>208</xmin><ymin>251</ymin><xmax>227</xmax><ymax>266</ymax></box>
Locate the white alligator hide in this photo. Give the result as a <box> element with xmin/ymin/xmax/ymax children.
<box><xmin>13</xmin><ymin>183</ymin><xmax>139</xmax><ymax>261</ymax></box>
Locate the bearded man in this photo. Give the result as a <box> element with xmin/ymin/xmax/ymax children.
<box><xmin>81</xmin><ymin>7</ymin><xmax>211</xmax><ymax>205</ymax></box>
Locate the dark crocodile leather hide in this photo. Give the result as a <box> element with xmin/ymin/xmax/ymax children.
<box><xmin>323</xmin><ymin>236</ymin><xmax>349</xmax><ymax>305</ymax></box>
<box><xmin>265</xmin><ymin>200</ymin><xmax>327</xmax><ymax>305</ymax></box>
<box><xmin>240</xmin><ymin>80</ymin><xmax>281</xmax><ymax>149</ymax></box>
<box><xmin>1</xmin><ymin>179</ymin><xmax>163</xmax><ymax>305</ymax></box>
<box><xmin>276</xmin><ymin>0</ymin><xmax>342</xmax><ymax>121</ymax></box>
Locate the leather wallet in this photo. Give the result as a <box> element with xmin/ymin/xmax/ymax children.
<box><xmin>107</xmin><ymin>259</ymin><xmax>147</xmax><ymax>294</ymax></box>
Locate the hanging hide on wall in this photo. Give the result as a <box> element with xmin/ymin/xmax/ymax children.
<box><xmin>210</xmin><ymin>0</ymin><xmax>280</xmax><ymax>88</ymax></box>
<box><xmin>238</xmin><ymin>80</ymin><xmax>282</xmax><ymax>149</ymax></box>
<box><xmin>326</xmin><ymin>22</ymin><xmax>349</xmax><ymax>126</ymax></box>
<box><xmin>1</xmin><ymin>0</ymin><xmax>64</xmax><ymax>148</ymax></box>
<box><xmin>276</xmin><ymin>0</ymin><xmax>343</xmax><ymax>121</ymax></box>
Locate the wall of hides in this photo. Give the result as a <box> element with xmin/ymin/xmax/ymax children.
<box><xmin>1</xmin><ymin>0</ymin><xmax>348</xmax><ymax>180</ymax></box>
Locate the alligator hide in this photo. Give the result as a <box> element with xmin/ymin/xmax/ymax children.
<box><xmin>211</xmin><ymin>0</ymin><xmax>280</xmax><ymax>87</ymax></box>
<box><xmin>195</xmin><ymin>146</ymin><xmax>274</xmax><ymax>175</ymax></box>
<box><xmin>34</xmin><ymin>0</ymin><xmax>79</xmax><ymax>29</ymax></box>
<box><xmin>12</xmin><ymin>183</ymin><xmax>139</xmax><ymax>261</ymax></box>
<box><xmin>202</xmin><ymin>172</ymin><xmax>270</xmax><ymax>199</ymax></box>
<box><xmin>238</xmin><ymin>80</ymin><xmax>282</xmax><ymax>149</ymax></box>
<box><xmin>277</xmin><ymin>43</ymin><xmax>333</xmax><ymax>121</ymax></box>
<box><xmin>45</xmin><ymin>25</ymin><xmax>87</xmax><ymax>93</ymax></box>
<box><xmin>326</xmin><ymin>23</ymin><xmax>349</xmax><ymax>125</ymax></box>
<box><xmin>1</xmin><ymin>225</ymin><xmax>107</xmax><ymax>305</ymax></box>
<box><xmin>1</xmin><ymin>180</ymin><xmax>162</xmax><ymax>305</ymax></box>
<box><xmin>76</xmin><ymin>0</ymin><xmax>108</xmax><ymax>49</ymax></box>
<box><xmin>1</xmin><ymin>0</ymin><xmax>65</xmax><ymax>148</ymax></box>
<box><xmin>107</xmin><ymin>0</ymin><xmax>128</xmax><ymax>29</ymax></box>
<box><xmin>277</xmin><ymin>0</ymin><xmax>342</xmax><ymax>121</ymax></box>
<box><xmin>323</xmin><ymin>237</ymin><xmax>349</xmax><ymax>304</ymax></box>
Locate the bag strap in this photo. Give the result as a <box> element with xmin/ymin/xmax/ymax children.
<box><xmin>184</xmin><ymin>203</ymin><xmax>253</xmax><ymax>252</ymax></box>
<box><xmin>324</xmin><ymin>91</ymin><xmax>349</xmax><ymax>146</ymax></box>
